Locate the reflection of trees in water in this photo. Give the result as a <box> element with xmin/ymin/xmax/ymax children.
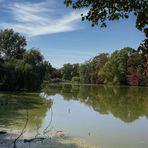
<box><xmin>0</xmin><ymin>92</ymin><xmax>52</xmax><ymax>130</ymax></box>
<box><xmin>47</xmin><ymin>84</ymin><xmax>148</xmax><ymax>123</ymax></box>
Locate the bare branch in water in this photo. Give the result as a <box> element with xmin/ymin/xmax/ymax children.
<box><xmin>24</xmin><ymin>137</ymin><xmax>45</xmax><ymax>143</ymax></box>
<box><xmin>13</xmin><ymin>110</ymin><xmax>28</xmax><ymax>148</ymax></box>
<box><xmin>23</xmin><ymin>107</ymin><xmax>54</xmax><ymax>144</ymax></box>
<box><xmin>43</xmin><ymin>107</ymin><xmax>53</xmax><ymax>135</ymax></box>
<box><xmin>35</xmin><ymin>125</ymin><xmax>41</xmax><ymax>139</ymax></box>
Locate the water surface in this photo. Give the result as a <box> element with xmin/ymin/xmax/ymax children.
<box><xmin>0</xmin><ymin>85</ymin><xmax>148</xmax><ymax>148</ymax></box>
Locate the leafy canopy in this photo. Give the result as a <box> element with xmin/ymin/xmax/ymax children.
<box><xmin>0</xmin><ymin>29</ymin><xmax>26</xmax><ymax>59</ymax></box>
<box><xmin>0</xmin><ymin>29</ymin><xmax>53</xmax><ymax>91</ymax></box>
<box><xmin>64</xmin><ymin>0</ymin><xmax>148</xmax><ymax>37</ymax></box>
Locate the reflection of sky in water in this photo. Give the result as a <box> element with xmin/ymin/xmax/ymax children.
<box><xmin>41</xmin><ymin>94</ymin><xmax>148</xmax><ymax>148</ymax></box>
<box><xmin>1</xmin><ymin>86</ymin><xmax>148</xmax><ymax>148</ymax></box>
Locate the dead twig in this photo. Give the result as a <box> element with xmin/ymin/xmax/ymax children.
<box><xmin>43</xmin><ymin>107</ymin><xmax>53</xmax><ymax>136</ymax></box>
<box><xmin>35</xmin><ymin>125</ymin><xmax>41</xmax><ymax>139</ymax></box>
<box><xmin>13</xmin><ymin>110</ymin><xmax>29</xmax><ymax>148</ymax></box>
<box><xmin>24</xmin><ymin>137</ymin><xmax>45</xmax><ymax>143</ymax></box>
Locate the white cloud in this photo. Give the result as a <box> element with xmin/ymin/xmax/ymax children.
<box><xmin>0</xmin><ymin>1</ymin><xmax>85</xmax><ymax>37</ymax></box>
<box><xmin>10</xmin><ymin>3</ymin><xmax>49</xmax><ymax>23</ymax></box>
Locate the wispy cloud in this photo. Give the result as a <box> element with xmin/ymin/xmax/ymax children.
<box><xmin>0</xmin><ymin>1</ymin><xmax>85</xmax><ymax>36</ymax></box>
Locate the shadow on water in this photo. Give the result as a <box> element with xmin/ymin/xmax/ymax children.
<box><xmin>0</xmin><ymin>92</ymin><xmax>52</xmax><ymax>129</ymax></box>
<box><xmin>44</xmin><ymin>84</ymin><xmax>148</xmax><ymax>123</ymax></box>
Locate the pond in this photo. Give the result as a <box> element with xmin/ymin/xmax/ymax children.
<box><xmin>0</xmin><ymin>84</ymin><xmax>148</xmax><ymax>148</ymax></box>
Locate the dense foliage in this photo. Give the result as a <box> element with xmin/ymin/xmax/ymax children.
<box><xmin>0</xmin><ymin>29</ymin><xmax>53</xmax><ymax>91</ymax></box>
<box><xmin>60</xmin><ymin>47</ymin><xmax>148</xmax><ymax>86</ymax></box>
<box><xmin>0</xmin><ymin>29</ymin><xmax>148</xmax><ymax>89</ymax></box>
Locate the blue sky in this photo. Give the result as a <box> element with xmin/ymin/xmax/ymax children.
<box><xmin>0</xmin><ymin>0</ymin><xmax>145</xmax><ymax>68</ymax></box>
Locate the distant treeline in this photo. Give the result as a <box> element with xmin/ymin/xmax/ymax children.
<box><xmin>0</xmin><ymin>29</ymin><xmax>148</xmax><ymax>91</ymax></box>
<box><xmin>59</xmin><ymin>47</ymin><xmax>148</xmax><ymax>86</ymax></box>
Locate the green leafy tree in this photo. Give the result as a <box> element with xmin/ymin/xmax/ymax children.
<box><xmin>61</xmin><ymin>63</ymin><xmax>74</xmax><ymax>80</ymax></box>
<box><xmin>100</xmin><ymin>47</ymin><xmax>135</xmax><ymax>84</ymax></box>
<box><xmin>78</xmin><ymin>53</ymin><xmax>108</xmax><ymax>84</ymax></box>
<box><xmin>0</xmin><ymin>29</ymin><xmax>52</xmax><ymax>91</ymax></box>
<box><xmin>71</xmin><ymin>64</ymin><xmax>79</xmax><ymax>78</ymax></box>
<box><xmin>0</xmin><ymin>29</ymin><xmax>26</xmax><ymax>59</ymax></box>
<box><xmin>79</xmin><ymin>63</ymin><xmax>91</xmax><ymax>84</ymax></box>
<box><xmin>93</xmin><ymin>53</ymin><xmax>109</xmax><ymax>83</ymax></box>
<box><xmin>23</xmin><ymin>49</ymin><xmax>50</xmax><ymax>90</ymax></box>
<box><xmin>23</xmin><ymin>49</ymin><xmax>43</xmax><ymax>66</ymax></box>
<box><xmin>64</xmin><ymin>0</ymin><xmax>148</xmax><ymax>38</ymax></box>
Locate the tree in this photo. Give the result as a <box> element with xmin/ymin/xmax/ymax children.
<box><xmin>138</xmin><ymin>39</ymin><xmax>148</xmax><ymax>55</ymax></box>
<box><xmin>100</xmin><ymin>47</ymin><xmax>135</xmax><ymax>84</ymax></box>
<box><xmin>0</xmin><ymin>29</ymin><xmax>26</xmax><ymax>59</ymax></box>
<box><xmin>23</xmin><ymin>49</ymin><xmax>50</xmax><ymax>90</ymax></box>
<box><xmin>61</xmin><ymin>63</ymin><xmax>78</xmax><ymax>80</ymax></box>
<box><xmin>127</xmin><ymin>52</ymin><xmax>142</xmax><ymax>86</ymax></box>
<box><xmin>71</xmin><ymin>64</ymin><xmax>79</xmax><ymax>78</ymax></box>
<box><xmin>41</xmin><ymin>61</ymin><xmax>53</xmax><ymax>80</ymax></box>
<box><xmin>0</xmin><ymin>29</ymin><xmax>53</xmax><ymax>91</ymax></box>
<box><xmin>127</xmin><ymin>51</ymin><xmax>148</xmax><ymax>86</ymax></box>
<box><xmin>64</xmin><ymin>0</ymin><xmax>148</xmax><ymax>42</ymax></box>
<box><xmin>79</xmin><ymin>63</ymin><xmax>91</xmax><ymax>84</ymax></box>
<box><xmin>94</xmin><ymin>53</ymin><xmax>109</xmax><ymax>83</ymax></box>
<box><xmin>23</xmin><ymin>49</ymin><xmax>43</xmax><ymax>66</ymax></box>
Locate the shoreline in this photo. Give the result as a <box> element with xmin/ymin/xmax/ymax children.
<box><xmin>0</xmin><ymin>131</ymin><xmax>98</xmax><ymax>148</ymax></box>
